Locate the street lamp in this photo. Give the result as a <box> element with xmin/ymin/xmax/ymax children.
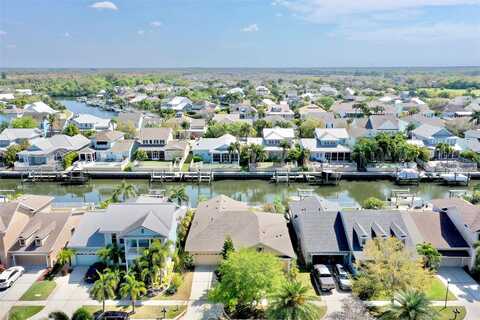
<box><xmin>445</xmin><ymin>278</ymin><xmax>450</xmax><ymax>308</ymax></box>
<box><xmin>161</xmin><ymin>307</ymin><xmax>167</xmax><ymax>319</ymax></box>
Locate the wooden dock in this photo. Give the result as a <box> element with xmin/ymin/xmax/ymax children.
<box><xmin>150</xmin><ymin>170</ymin><xmax>213</xmax><ymax>183</ymax></box>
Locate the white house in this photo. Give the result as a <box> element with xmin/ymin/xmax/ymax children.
<box><xmin>247</xmin><ymin>127</ymin><xmax>295</xmax><ymax>160</ymax></box>
<box><xmin>265</xmin><ymin>101</ymin><xmax>294</xmax><ymax>120</ymax></box>
<box><xmin>192</xmin><ymin>134</ymin><xmax>239</xmax><ymax>164</ymax></box>
<box><xmin>256</xmin><ymin>86</ymin><xmax>270</xmax><ymax>96</ymax></box>
<box><xmin>23</xmin><ymin>101</ymin><xmax>57</xmax><ymax>115</ymax></box>
<box><xmin>70</xmin><ymin>114</ymin><xmax>115</xmax><ymax>132</ymax></box>
<box><xmin>301</xmin><ymin>128</ymin><xmax>352</xmax><ymax>162</ymax></box>
<box><xmin>164</xmin><ymin>96</ymin><xmax>192</xmax><ymax>113</ymax></box>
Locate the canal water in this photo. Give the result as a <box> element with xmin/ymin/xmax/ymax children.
<box><xmin>0</xmin><ymin>179</ymin><xmax>477</xmax><ymax>208</ymax></box>
<box><xmin>58</xmin><ymin>99</ymin><xmax>118</xmax><ymax>119</ymax></box>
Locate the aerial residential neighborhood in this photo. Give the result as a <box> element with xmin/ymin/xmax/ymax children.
<box><xmin>1</xmin><ymin>0</ymin><xmax>480</xmax><ymax>320</ymax></box>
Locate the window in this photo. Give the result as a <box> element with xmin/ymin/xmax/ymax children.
<box><xmin>18</xmin><ymin>238</ymin><xmax>25</xmax><ymax>247</ymax></box>
<box><xmin>34</xmin><ymin>238</ymin><xmax>42</xmax><ymax>247</ymax></box>
<box><xmin>112</xmin><ymin>233</ymin><xmax>117</xmax><ymax>244</ymax></box>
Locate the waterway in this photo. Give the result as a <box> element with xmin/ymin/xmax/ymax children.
<box><xmin>0</xmin><ymin>179</ymin><xmax>478</xmax><ymax>208</ymax></box>
<box><xmin>58</xmin><ymin>99</ymin><xmax>118</xmax><ymax>119</ymax></box>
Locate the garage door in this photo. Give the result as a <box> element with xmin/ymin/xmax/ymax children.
<box><xmin>312</xmin><ymin>254</ymin><xmax>347</xmax><ymax>266</ymax></box>
<box><xmin>193</xmin><ymin>254</ymin><xmax>221</xmax><ymax>266</ymax></box>
<box><xmin>14</xmin><ymin>255</ymin><xmax>48</xmax><ymax>268</ymax></box>
<box><xmin>74</xmin><ymin>254</ymin><xmax>98</xmax><ymax>266</ymax></box>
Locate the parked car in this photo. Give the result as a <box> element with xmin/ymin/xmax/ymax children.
<box><xmin>312</xmin><ymin>264</ymin><xmax>335</xmax><ymax>292</ymax></box>
<box><xmin>0</xmin><ymin>266</ymin><xmax>24</xmax><ymax>289</ymax></box>
<box><xmin>334</xmin><ymin>264</ymin><xmax>352</xmax><ymax>291</ymax></box>
<box><xmin>95</xmin><ymin>311</ymin><xmax>129</xmax><ymax>320</ymax></box>
<box><xmin>84</xmin><ymin>262</ymin><xmax>107</xmax><ymax>284</ymax></box>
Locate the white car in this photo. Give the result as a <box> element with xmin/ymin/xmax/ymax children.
<box><xmin>334</xmin><ymin>264</ymin><xmax>352</xmax><ymax>291</ymax></box>
<box><xmin>0</xmin><ymin>266</ymin><xmax>25</xmax><ymax>289</ymax></box>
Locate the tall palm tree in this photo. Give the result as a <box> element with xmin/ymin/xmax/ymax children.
<box><xmin>248</xmin><ymin>144</ymin><xmax>266</xmax><ymax>164</ymax></box>
<box><xmin>138</xmin><ymin>240</ymin><xmax>172</xmax><ymax>289</ymax></box>
<box><xmin>279</xmin><ymin>139</ymin><xmax>291</xmax><ymax>164</ymax></box>
<box><xmin>168</xmin><ymin>186</ymin><xmax>189</xmax><ymax>205</ymax></box>
<box><xmin>266</xmin><ymin>280</ymin><xmax>320</xmax><ymax>320</ymax></box>
<box><xmin>180</xmin><ymin>120</ymin><xmax>190</xmax><ymax>140</ymax></box>
<box><xmin>239</xmin><ymin>122</ymin><xmax>252</xmax><ymax>141</ymax></box>
<box><xmin>380</xmin><ymin>290</ymin><xmax>437</xmax><ymax>320</ymax></box>
<box><xmin>112</xmin><ymin>180</ymin><xmax>137</xmax><ymax>202</ymax></box>
<box><xmin>120</xmin><ymin>273</ymin><xmax>146</xmax><ymax>314</ymax></box>
<box><xmin>47</xmin><ymin>113</ymin><xmax>57</xmax><ymax>137</ymax></box>
<box><xmin>470</xmin><ymin>110</ymin><xmax>480</xmax><ymax>125</ymax></box>
<box><xmin>228</xmin><ymin>141</ymin><xmax>241</xmax><ymax>164</ymax></box>
<box><xmin>57</xmin><ymin>248</ymin><xmax>75</xmax><ymax>268</ymax></box>
<box><xmin>435</xmin><ymin>142</ymin><xmax>454</xmax><ymax>160</ymax></box>
<box><xmin>90</xmin><ymin>271</ymin><xmax>117</xmax><ymax>313</ymax></box>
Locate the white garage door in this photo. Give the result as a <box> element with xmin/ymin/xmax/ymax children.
<box><xmin>75</xmin><ymin>254</ymin><xmax>98</xmax><ymax>266</ymax></box>
<box><xmin>193</xmin><ymin>254</ymin><xmax>221</xmax><ymax>266</ymax></box>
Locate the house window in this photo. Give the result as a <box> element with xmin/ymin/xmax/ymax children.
<box><xmin>141</xmin><ymin>228</ymin><xmax>145</xmax><ymax>234</ymax></box>
<box><xmin>34</xmin><ymin>238</ymin><xmax>42</xmax><ymax>247</ymax></box>
<box><xmin>18</xmin><ymin>238</ymin><xmax>25</xmax><ymax>247</ymax></box>
<box><xmin>112</xmin><ymin>233</ymin><xmax>117</xmax><ymax>244</ymax></box>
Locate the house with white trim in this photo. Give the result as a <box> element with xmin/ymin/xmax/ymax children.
<box><xmin>301</xmin><ymin>128</ymin><xmax>352</xmax><ymax>162</ymax></box>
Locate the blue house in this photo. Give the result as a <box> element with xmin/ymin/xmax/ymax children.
<box><xmin>192</xmin><ymin>134</ymin><xmax>239</xmax><ymax>163</ymax></box>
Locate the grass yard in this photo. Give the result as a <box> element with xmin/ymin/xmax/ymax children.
<box><xmin>297</xmin><ymin>272</ymin><xmax>321</xmax><ymax>300</ymax></box>
<box><xmin>8</xmin><ymin>306</ymin><xmax>44</xmax><ymax>320</ymax></box>
<box><xmin>435</xmin><ymin>306</ymin><xmax>466</xmax><ymax>320</ymax></box>
<box><xmin>153</xmin><ymin>272</ymin><xmax>193</xmax><ymax>300</ymax></box>
<box><xmin>420</xmin><ymin>88</ymin><xmax>480</xmax><ymax>97</ymax></box>
<box><xmin>136</xmin><ymin>161</ymin><xmax>173</xmax><ymax>169</ymax></box>
<box><xmin>83</xmin><ymin>305</ymin><xmax>186</xmax><ymax>319</ymax></box>
<box><xmin>371</xmin><ymin>277</ymin><xmax>456</xmax><ymax>301</ymax></box>
<box><xmin>20</xmin><ymin>280</ymin><xmax>56</xmax><ymax>301</ymax></box>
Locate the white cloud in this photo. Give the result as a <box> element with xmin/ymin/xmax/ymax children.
<box><xmin>64</xmin><ymin>32</ymin><xmax>71</xmax><ymax>38</ymax></box>
<box><xmin>241</xmin><ymin>24</ymin><xmax>259</xmax><ymax>32</ymax></box>
<box><xmin>150</xmin><ymin>21</ymin><xmax>162</xmax><ymax>28</ymax></box>
<box><xmin>275</xmin><ymin>0</ymin><xmax>480</xmax><ymax>23</ymax></box>
<box><xmin>90</xmin><ymin>1</ymin><xmax>118</xmax><ymax>11</ymax></box>
<box><xmin>0</xmin><ymin>30</ymin><xmax>6</xmax><ymax>36</ymax></box>
<box><xmin>137</xmin><ymin>30</ymin><xmax>145</xmax><ymax>36</ymax></box>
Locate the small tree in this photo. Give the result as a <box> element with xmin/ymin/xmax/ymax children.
<box><xmin>12</xmin><ymin>116</ymin><xmax>37</xmax><ymax>128</ymax></box>
<box><xmin>63</xmin><ymin>123</ymin><xmax>80</xmax><ymax>136</ymax></box>
<box><xmin>90</xmin><ymin>271</ymin><xmax>116</xmax><ymax>313</ymax></box>
<box><xmin>57</xmin><ymin>248</ymin><xmax>75</xmax><ymax>268</ymax></box>
<box><xmin>120</xmin><ymin>273</ymin><xmax>147</xmax><ymax>314</ymax></box>
<box><xmin>416</xmin><ymin>243</ymin><xmax>441</xmax><ymax>271</ymax></box>
<box><xmin>362</xmin><ymin>197</ymin><xmax>385</xmax><ymax>209</ymax></box>
<box><xmin>63</xmin><ymin>151</ymin><xmax>78</xmax><ymax>169</ymax></box>
<box><xmin>48</xmin><ymin>311</ymin><xmax>70</xmax><ymax>320</ymax></box>
<box><xmin>4</xmin><ymin>144</ymin><xmax>22</xmax><ymax>167</ymax></box>
<box><xmin>71</xmin><ymin>308</ymin><xmax>93</xmax><ymax>320</ymax></box>
<box><xmin>221</xmin><ymin>236</ymin><xmax>235</xmax><ymax>260</ymax></box>
<box><xmin>134</xmin><ymin>149</ymin><xmax>148</xmax><ymax>161</ymax></box>
<box><xmin>168</xmin><ymin>186</ymin><xmax>189</xmax><ymax>205</ymax></box>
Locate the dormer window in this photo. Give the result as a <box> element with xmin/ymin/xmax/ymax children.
<box><xmin>18</xmin><ymin>238</ymin><xmax>25</xmax><ymax>247</ymax></box>
<box><xmin>34</xmin><ymin>238</ymin><xmax>42</xmax><ymax>247</ymax></box>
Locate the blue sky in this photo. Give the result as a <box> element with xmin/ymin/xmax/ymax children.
<box><xmin>1</xmin><ymin>0</ymin><xmax>479</xmax><ymax>68</ymax></box>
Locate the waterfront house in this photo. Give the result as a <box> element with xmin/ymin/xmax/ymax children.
<box><xmin>15</xmin><ymin>134</ymin><xmax>91</xmax><ymax>171</ymax></box>
<box><xmin>300</xmin><ymin>128</ymin><xmax>352</xmax><ymax>162</ymax></box>
<box><xmin>0</xmin><ymin>106</ymin><xmax>23</xmax><ymax>123</ymax></box>
<box><xmin>69</xmin><ymin>199</ymin><xmax>186</xmax><ymax>269</ymax></box>
<box><xmin>365</xmin><ymin>115</ymin><xmax>408</xmax><ymax>136</ymax></box>
<box><xmin>256</xmin><ymin>85</ymin><xmax>270</xmax><ymax>96</ymax></box>
<box><xmin>185</xmin><ymin>195</ymin><xmax>295</xmax><ymax>265</ymax></box>
<box><xmin>0</xmin><ymin>195</ymin><xmax>83</xmax><ymax>268</ymax></box>
<box><xmin>192</xmin><ymin>134</ymin><xmax>239</xmax><ymax>164</ymax></box>
<box><xmin>0</xmin><ymin>128</ymin><xmax>43</xmax><ymax>149</ymax></box>
<box><xmin>411</xmin><ymin>124</ymin><xmax>458</xmax><ymax>148</ymax></box>
<box><xmin>23</xmin><ymin>101</ymin><xmax>57</xmax><ymax>115</ymax></box>
<box><xmin>247</xmin><ymin>127</ymin><xmax>295</xmax><ymax>160</ymax></box>
<box><xmin>78</xmin><ymin>131</ymin><xmax>135</xmax><ymax>167</ymax></box>
<box><xmin>70</xmin><ymin>114</ymin><xmax>115</xmax><ymax>132</ymax></box>
<box><xmin>136</xmin><ymin>128</ymin><xmax>189</xmax><ymax>161</ymax></box>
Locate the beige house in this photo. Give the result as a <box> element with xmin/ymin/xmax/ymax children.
<box><xmin>136</xmin><ymin>128</ymin><xmax>189</xmax><ymax>161</ymax></box>
<box><xmin>0</xmin><ymin>195</ymin><xmax>83</xmax><ymax>268</ymax></box>
<box><xmin>185</xmin><ymin>195</ymin><xmax>295</xmax><ymax>265</ymax></box>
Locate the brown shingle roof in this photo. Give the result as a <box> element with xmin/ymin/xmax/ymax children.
<box><xmin>431</xmin><ymin>198</ymin><xmax>480</xmax><ymax>232</ymax></box>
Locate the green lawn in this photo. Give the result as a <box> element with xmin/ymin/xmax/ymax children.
<box><xmin>153</xmin><ymin>272</ymin><xmax>193</xmax><ymax>300</ymax></box>
<box><xmin>435</xmin><ymin>306</ymin><xmax>466</xmax><ymax>320</ymax></box>
<box><xmin>8</xmin><ymin>306</ymin><xmax>44</xmax><ymax>320</ymax></box>
<box><xmin>83</xmin><ymin>305</ymin><xmax>186</xmax><ymax>319</ymax></box>
<box><xmin>20</xmin><ymin>280</ymin><xmax>57</xmax><ymax>301</ymax></box>
<box><xmin>136</xmin><ymin>161</ymin><xmax>173</xmax><ymax>168</ymax></box>
<box><xmin>371</xmin><ymin>277</ymin><xmax>456</xmax><ymax>301</ymax></box>
<box><xmin>419</xmin><ymin>88</ymin><xmax>480</xmax><ymax>97</ymax></box>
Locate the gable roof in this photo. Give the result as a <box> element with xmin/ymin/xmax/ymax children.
<box><xmin>136</xmin><ymin>128</ymin><xmax>172</xmax><ymax>141</ymax></box>
<box><xmin>94</xmin><ymin>131</ymin><xmax>124</xmax><ymax>142</ymax></box>
<box><xmin>431</xmin><ymin>198</ymin><xmax>480</xmax><ymax>232</ymax></box>
<box><xmin>19</xmin><ymin>134</ymin><xmax>90</xmax><ymax>155</ymax></box>
<box><xmin>23</xmin><ymin>101</ymin><xmax>57</xmax><ymax>115</ymax></box>
<box><xmin>192</xmin><ymin>134</ymin><xmax>237</xmax><ymax>152</ymax></box>
<box><xmin>315</xmin><ymin>128</ymin><xmax>349</xmax><ymax>140</ymax></box>
<box><xmin>0</xmin><ymin>195</ymin><xmax>54</xmax><ymax>233</ymax></box>
<box><xmin>412</xmin><ymin>124</ymin><xmax>452</xmax><ymax>139</ymax></box>
<box><xmin>263</xmin><ymin>127</ymin><xmax>295</xmax><ymax>140</ymax></box>
<box><xmin>0</xmin><ymin>128</ymin><xmax>42</xmax><ymax>141</ymax></box>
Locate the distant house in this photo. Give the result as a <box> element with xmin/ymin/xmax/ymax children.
<box><xmin>136</xmin><ymin>128</ymin><xmax>189</xmax><ymax>161</ymax></box>
<box><xmin>78</xmin><ymin>131</ymin><xmax>134</xmax><ymax>164</ymax></box>
<box><xmin>192</xmin><ymin>134</ymin><xmax>239</xmax><ymax>164</ymax></box>
<box><xmin>298</xmin><ymin>104</ymin><xmax>326</xmax><ymax>120</ymax></box>
<box><xmin>265</xmin><ymin>101</ymin><xmax>294</xmax><ymax>120</ymax></box>
<box><xmin>301</xmin><ymin>128</ymin><xmax>352</xmax><ymax>162</ymax></box>
<box><xmin>411</xmin><ymin>124</ymin><xmax>457</xmax><ymax>148</ymax></box>
<box><xmin>117</xmin><ymin>112</ymin><xmax>144</xmax><ymax>129</ymax></box>
<box><xmin>15</xmin><ymin>134</ymin><xmax>91</xmax><ymax>171</ymax></box>
<box><xmin>332</xmin><ymin>102</ymin><xmax>363</xmax><ymax>118</ymax></box>
<box><xmin>0</xmin><ymin>128</ymin><xmax>43</xmax><ymax>149</ymax></box>
<box><xmin>23</xmin><ymin>101</ymin><xmax>57</xmax><ymax>115</ymax></box>
<box><xmin>163</xmin><ymin>96</ymin><xmax>192</xmax><ymax>115</ymax></box>
<box><xmin>227</xmin><ymin>87</ymin><xmax>244</xmax><ymax>96</ymax></box>
<box><xmin>0</xmin><ymin>195</ymin><xmax>83</xmax><ymax>268</ymax></box>
<box><xmin>212</xmin><ymin>113</ymin><xmax>253</xmax><ymax>126</ymax></box>
<box><xmin>255</xmin><ymin>85</ymin><xmax>270</xmax><ymax>96</ymax></box>
<box><xmin>69</xmin><ymin>199</ymin><xmax>186</xmax><ymax>269</ymax></box>
<box><xmin>185</xmin><ymin>195</ymin><xmax>295</xmax><ymax>265</ymax></box>
<box><xmin>343</xmin><ymin>88</ymin><xmax>355</xmax><ymax>101</ymax></box>
<box><xmin>70</xmin><ymin>114</ymin><xmax>115</xmax><ymax>132</ymax></box>
<box><xmin>319</xmin><ymin>85</ymin><xmax>338</xmax><ymax>97</ymax></box>
<box><xmin>247</xmin><ymin>127</ymin><xmax>295</xmax><ymax>160</ymax></box>
<box><xmin>365</xmin><ymin>115</ymin><xmax>407</xmax><ymax>136</ymax></box>
<box><xmin>229</xmin><ymin>104</ymin><xmax>257</xmax><ymax>120</ymax></box>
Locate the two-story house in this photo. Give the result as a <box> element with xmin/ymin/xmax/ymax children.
<box><xmin>410</xmin><ymin>124</ymin><xmax>459</xmax><ymax>159</ymax></box>
<box><xmin>256</xmin><ymin>86</ymin><xmax>270</xmax><ymax>96</ymax></box>
<box><xmin>163</xmin><ymin>96</ymin><xmax>192</xmax><ymax>116</ymax></box>
<box><xmin>365</xmin><ymin>115</ymin><xmax>408</xmax><ymax>136</ymax></box>
<box><xmin>0</xmin><ymin>128</ymin><xmax>43</xmax><ymax>149</ymax></box>
<box><xmin>265</xmin><ymin>101</ymin><xmax>294</xmax><ymax>120</ymax></box>
<box><xmin>192</xmin><ymin>134</ymin><xmax>239</xmax><ymax>164</ymax></box>
<box><xmin>229</xmin><ymin>104</ymin><xmax>258</xmax><ymax>120</ymax></box>
<box><xmin>300</xmin><ymin>128</ymin><xmax>352</xmax><ymax>162</ymax></box>
<box><xmin>136</xmin><ymin>128</ymin><xmax>189</xmax><ymax>162</ymax></box>
<box><xmin>247</xmin><ymin>127</ymin><xmax>295</xmax><ymax>160</ymax></box>
<box><xmin>70</xmin><ymin>114</ymin><xmax>115</xmax><ymax>132</ymax></box>
<box><xmin>78</xmin><ymin>131</ymin><xmax>135</xmax><ymax>165</ymax></box>
<box><xmin>69</xmin><ymin>199</ymin><xmax>186</xmax><ymax>270</ymax></box>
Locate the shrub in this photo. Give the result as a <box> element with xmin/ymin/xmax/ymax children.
<box><xmin>63</xmin><ymin>151</ymin><xmax>78</xmax><ymax>169</ymax></box>
<box><xmin>71</xmin><ymin>308</ymin><xmax>93</xmax><ymax>320</ymax></box>
<box><xmin>123</xmin><ymin>163</ymin><xmax>133</xmax><ymax>172</ymax></box>
<box><xmin>48</xmin><ymin>311</ymin><xmax>69</xmax><ymax>320</ymax></box>
<box><xmin>362</xmin><ymin>197</ymin><xmax>385</xmax><ymax>209</ymax></box>
<box><xmin>192</xmin><ymin>155</ymin><xmax>203</xmax><ymax>162</ymax></box>
<box><xmin>134</xmin><ymin>149</ymin><xmax>148</xmax><ymax>161</ymax></box>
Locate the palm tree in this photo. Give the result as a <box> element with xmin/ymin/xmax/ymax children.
<box><xmin>180</xmin><ymin>120</ymin><xmax>190</xmax><ymax>140</ymax></box>
<box><xmin>435</xmin><ymin>143</ymin><xmax>454</xmax><ymax>160</ymax></box>
<box><xmin>266</xmin><ymin>280</ymin><xmax>320</xmax><ymax>320</ymax></box>
<box><xmin>120</xmin><ymin>273</ymin><xmax>146</xmax><ymax>314</ymax></box>
<box><xmin>112</xmin><ymin>180</ymin><xmax>137</xmax><ymax>202</ymax></box>
<box><xmin>96</xmin><ymin>244</ymin><xmax>124</xmax><ymax>266</ymax></box>
<box><xmin>470</xmin><ymin>110</ymin><xmax>480</xmax><ymax>125</ymax></box>
<box><xmin>57</xmin><ymin>248</ymin><xmax>75</xmax><ymax>268</ymax></box>
<box><xmin>248</xmin><ymin>144</ymin><xmax>267</xmax><ymax>164</ymax></box>
<box><xmin>47</xmin><ymin>113</ymin><xmax>57</xmax><ymax>137</ymax></box>
<box><xmin>380</xmin><ymin>290</ymin><xmax>437</xmax><ymax>320</ymax></box>
<box><xmin>90</xmin><ymin>270</ymin><xmax>117</xmax><ymax>313</ymax></box>
<box><xmin>279</xmin><ymin>139</ymin><xmax>291</xmax><ymax>164</ymax></box>
<box><xmin>138</xmin><ymin>239</ymin><xmax>172</xmax><ymax>289</ymax></box>
<box><xmin>228</xmin><ymin>141</ymin><xmax>241</xmax><ymax>164</ymax></box>
<box><xmin>239</xmin><ymin>122</ymin><xmax>252</xmax><ymax>141</ymax></box>
<box><xmin>168</xmin><ymin>186</ymin><xmax>189</xmax><ymax>205</ymax></box>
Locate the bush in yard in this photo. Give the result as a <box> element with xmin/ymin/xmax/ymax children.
<box><xmin>49</xmin><ymin>311</ymin><xmax>69</xmax><ymax>320</ymax></box>
<box><xmin>63</xmin><ymin>151</ymin><xmax>78</xmax><ymax>169</ymax></box>
<box><xmin>63</xmin><ymin>124</ymin><xmax>80</xmax><ymax>136</ymax></box>
<box><xmin>192</xmin><ymin>155</ymin><xmax>203</xmax><ymax>162</ymax></box>
<box><xmin>362</xmin><ymin>197</ymin><xmax>385</xmax><ymax>209</ymax></box>
<box><xmin>71</xmin><ymin>308</ymin><xmax>93</xmax><ymax>320</ymax></box>
<box><xmin>4</xmin><ymin>145</ymin><xmax>22</xmax><ymax>167</ymax></box>
<box><xmin>134</xmin><ymin>149</ymin><xmax>148</xmax><ymax>161</ymax></box>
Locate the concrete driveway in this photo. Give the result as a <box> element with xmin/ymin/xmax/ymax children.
<box><xmin>438</xmin><ymin>267</ymin><xmax>480</xmax><ymax>302</ymax></box>
<box><xmin>184</xmin><ymin>265</ymin><xmax>222</xmax><ymax>320</ymax></box>
<box><xmin>0</xmin><ymin>267</ymin><xmax>45</xmax><ymax>319</ymax></box>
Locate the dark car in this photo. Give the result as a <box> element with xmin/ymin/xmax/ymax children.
<box><xmin>95</xmin><ymin>311</ymin><xmax>129</xmax><ymax>320</ymax></box>
<box><xmin>84</xmin><ymin>262</ymin><xmax>107</xmax><ymax>284</ymax></box>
